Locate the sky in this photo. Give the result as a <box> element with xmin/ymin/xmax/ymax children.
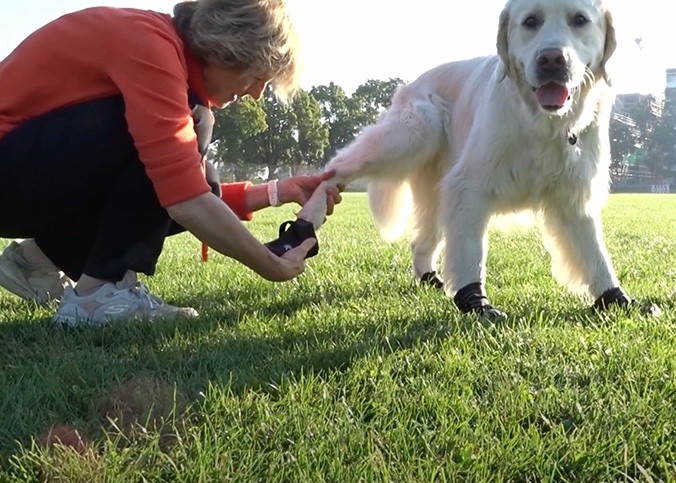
<box><xmin>1</xmin><ymin>0</ymin><xmax>675</xmax><ymax>96</ymax></box>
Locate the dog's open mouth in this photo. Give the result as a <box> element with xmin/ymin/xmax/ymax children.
<box><xmin>534</xmin><ymin>83</ymin><xmax>570</xmax><ymax>111</ymax></box>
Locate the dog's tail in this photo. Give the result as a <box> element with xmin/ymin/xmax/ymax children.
<box><xmin>367</xmin><ymin>180</ymin><xmax>413</xmax><ymax>242</ymax></box>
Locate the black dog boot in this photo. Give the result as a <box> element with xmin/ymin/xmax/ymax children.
<box><xmin>265</xmin><ymin>219</ymin><xmax>319</xmax><ymax>259</ymax></box>
<box><xmin>420</xmin><ymin>271</ymin><xmax>444</xmax><ymax>290</ymax></box>
<box><xmin>454</xmin><ymin>282</ymin><xmax>506</xmax><ymax>320</ymax></box>
<box><xmin>592</xmin><ymin>287</ymin><xmax>631</xmax><ymax>310</ymax></box>
<box><xmin>593</xmin><ymin>287</ymin><xmax>661</xmax><ymax>317</ymax></box>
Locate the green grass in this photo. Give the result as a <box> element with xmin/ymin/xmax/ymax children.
<box><xmin>2</xmin><ymin>193</ymin><xmax>676</xmax><ymax>482</ymax></box>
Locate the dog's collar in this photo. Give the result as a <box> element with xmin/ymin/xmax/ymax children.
<box><xmin>567</xmin><ymin>132</ymin><xmax>577</xmax><ymax>145</ymax></box>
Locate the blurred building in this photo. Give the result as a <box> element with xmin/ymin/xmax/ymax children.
<box><xmin>610</xmin><ymin>70</ymin><xmax>676</xmax><ymax>192</ymax></box>
<box><xmin>667</xmin><ymin>68</ymin><xmax>676</xmax><ymax>91</ymax></box>
<box><xmin>614</xmin><ymin>92</ymin><xmax>662</xmax><ymax>117</ymax></box>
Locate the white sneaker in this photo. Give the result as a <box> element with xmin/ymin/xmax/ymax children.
<box><xmin>52</xmin><ymin>271</ymin><xmax>198</xmax><ymax>327</ymax></box>
<box><xmin>0</xmin><ymin>240</ymin><xmax>73</xmax><ymax>304</ymax></box>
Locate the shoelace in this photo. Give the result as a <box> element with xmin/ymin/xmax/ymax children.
<box><xmin>129</xmin><ymin>282</ymin><xmax>164</xmax><ymax>309</ymax></box>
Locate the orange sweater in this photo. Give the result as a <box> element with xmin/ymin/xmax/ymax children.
<box><xmin>0</xmin><ymin>7</ymin><xmax>252</xmax><ymax>219</ymax></box>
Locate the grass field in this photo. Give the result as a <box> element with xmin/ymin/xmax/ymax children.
<box><xmin>2</xmin><ymin>193</ymin><xmax>676</xmax><ymax>482</ymax></box>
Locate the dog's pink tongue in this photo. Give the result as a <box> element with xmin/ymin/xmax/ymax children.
<box><xmin>535</xmin><ymin>83</ymin><xmax>569</xmax><ymax>109</ymax></box>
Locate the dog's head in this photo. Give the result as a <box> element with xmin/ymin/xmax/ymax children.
<box><xmin>497</xmin><ymin>0</ymin><xmax>616</xmax><ymax>115</ymax></box>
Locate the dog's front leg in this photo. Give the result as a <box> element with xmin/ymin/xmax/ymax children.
<box><xmin>264</xmin><ymin>174</ymin><xmax>346</xmax><ymax>259</ymax></box>
<box><xmin>441</xmin><ymin>175</ymin><xmax>504</xmax><ymax>318</ymax></box>
<box><xmin>540</xmin><ymin>204</ymin><xmax>630</xmax><ymax>309</ymax></box>
<box><xmin>296</xmin><ymin>175</ymin><xmax>347</xmax><ymax>230</ymax></box>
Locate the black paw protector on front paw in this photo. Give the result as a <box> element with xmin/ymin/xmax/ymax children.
<box><xmin>420</xmin><ymin>271</ymin><xmax>444</xmax><ymax>289</ymax></box>
<box><xmin>453</xmin><ymin>282</ymin><xmax>506</xmax><ymax>319</ymax></box>
<box><xmin>265</xmin><ymin>219</ymin><xmax>319</xmax><ymax>259</ymax></box>
<box><xmin>593</xmin><ymin>287</ymin><xmax>631</xmax><ymax>310</ymax></box>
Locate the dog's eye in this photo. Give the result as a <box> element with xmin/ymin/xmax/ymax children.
<box><xmin>522</xmin><ymin>15</ymin><xmax>540</xmax><ymax>29</ymax></box>
<box><xmin>573</xmin><ymin>14</ymin><xmax>589</xmax><ymax>26</ymax></box>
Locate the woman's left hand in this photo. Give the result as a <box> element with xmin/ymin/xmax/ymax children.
<box><xmin>278</xmin><ymin>169</ymin><xmax>344</xmax><ymax>215</ymax></box>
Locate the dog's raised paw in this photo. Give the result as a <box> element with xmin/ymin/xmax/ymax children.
<box><xmin>265</xmin><ymin>219</ymin><xmax>319</xmax><ymax>259</ymax></box>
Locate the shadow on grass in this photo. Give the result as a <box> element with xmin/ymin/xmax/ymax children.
<box><xmin>0</xmin><ymin>285</ymin><xmax>477</xmax><ymax>464</ymax></box>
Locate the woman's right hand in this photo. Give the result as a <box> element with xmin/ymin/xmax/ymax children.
<box><xmin>261</xmin><ymin>238</ymin><xmax>317</xmax><ymax>281</ymax></box>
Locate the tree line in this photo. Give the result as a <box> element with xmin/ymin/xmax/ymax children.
<box><xmin>210</xmin><ymin>78</ymin><xmax>676</xmax><ymax>183</ymax></box>
<box><xmin>210</xmin><ymin>78</ymin><xmax>403</xmax><ymax>181</ymax></box>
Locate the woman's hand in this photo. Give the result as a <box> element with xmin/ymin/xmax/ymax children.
<box><xmin>168</xmin><ymin>192</ymin><xmax>315</xmax><ymax>283</ymax></box>
<box><xmin>261</xmin><ymin>238</ymin><xmax>317</xmax><ymax>281</ymax></box>
<box><xmin>278</xmin><ymin>170</ymin><xmax>344</xmax><ymax>215</ymax></box>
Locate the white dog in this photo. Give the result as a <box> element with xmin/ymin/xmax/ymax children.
<box><xmin>298</xmin><ymin>0</ymin><xmax>630</xmax><ymax>316</ymax></box>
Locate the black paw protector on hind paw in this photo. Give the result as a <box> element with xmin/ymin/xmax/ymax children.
<box><xmin>593</xmin><ymin>287</ymin><xmax>631</xmax><ymax>310</ymax></box>
<box><xmin>420</xmin><ymin>271</ymin><xmax>444</xmax><ymax>289</ymax></box>
<box><xmin>265</xmin><ymin>219</ymin><xmax>319</xmax><ymax>259</ymax></box>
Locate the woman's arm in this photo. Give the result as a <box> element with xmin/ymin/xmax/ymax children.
<box><xmin>167</xmin><ymin>192</ymin><xmax>316</xmax><ymax>281</ymax></box>
<box><xmin>241</xmin><ymin>182</ymin><xmax>275</xmax><ymax>212</ymax></box>
<box><xmin>241</xmin><ymin>170</ymin><xmax>343</xmax><ymax>213</ymax></box>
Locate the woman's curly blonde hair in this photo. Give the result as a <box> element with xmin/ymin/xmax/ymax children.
<box><xmin>174</xmin><ymin>0</ymin><xmax>303</xmax><ymax>103</ymax></box>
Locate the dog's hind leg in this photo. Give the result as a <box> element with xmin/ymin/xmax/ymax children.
<box><xmin>407</xmin><ymin>161</ymin><xmax>444</xmax><ymax>288</ymax></box>
<box><xmin>297</xmin><ymin>94</ymin><xmax>446</xmax><ymax>229</ymax></box>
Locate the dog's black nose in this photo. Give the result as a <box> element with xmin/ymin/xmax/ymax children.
<box><xmin>536</xmin><ymin>48</ymin><xmax>569</xmax><ymax>82</ymax></box>
<box><xmin>537</xmin><ymin>48</ymin><xmax>567</xmax><ymax>69</ymax></box>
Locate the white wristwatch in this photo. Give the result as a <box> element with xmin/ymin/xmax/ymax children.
<box><xmin>267</xmin><ymin>179</ymin><xmax>283</xmax><ymax>207</ymax></box>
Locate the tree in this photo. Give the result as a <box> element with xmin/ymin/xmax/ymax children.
<box><xmin>209</xmin><ymin>79</ymin><xmax>409</xmax><ymax>180</ymax></box>
<box><xmin>291</xmin><ymin>89</ymin><xmax>329</xmax><ymax>171</ymax></box>
<box><xmin>211</xmin><ymin>87</ymin><xmax>330</xmax><ymax>180</ymax></box>
<box><xmin>310</xmin><ymin>83</ymin><xmax>362</xmax><ymax>161</ymax></box>
<box><xmin>352</xmin><ymin>78</ymin><xmax>404</xmax><ymax>125</ymax></box>
<box><xmin>211</xmin><ymin>97</ymin><xmax>267</xmax><ymax>180</ymax></box>
<box><xmin>256</xmin><ymin>87</ymin><xmax>298</xmax><ymax>179</ymax></box>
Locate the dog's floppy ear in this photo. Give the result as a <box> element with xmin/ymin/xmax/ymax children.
<box><xmin>599</xmin><ymin>8</ymin><xmax>617</xmax><ymax>85</ymax></box>
<box><xmin>496</xmin><ymin>5</ymin><xmax>512</xmax><ymax>80</ymax></box>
